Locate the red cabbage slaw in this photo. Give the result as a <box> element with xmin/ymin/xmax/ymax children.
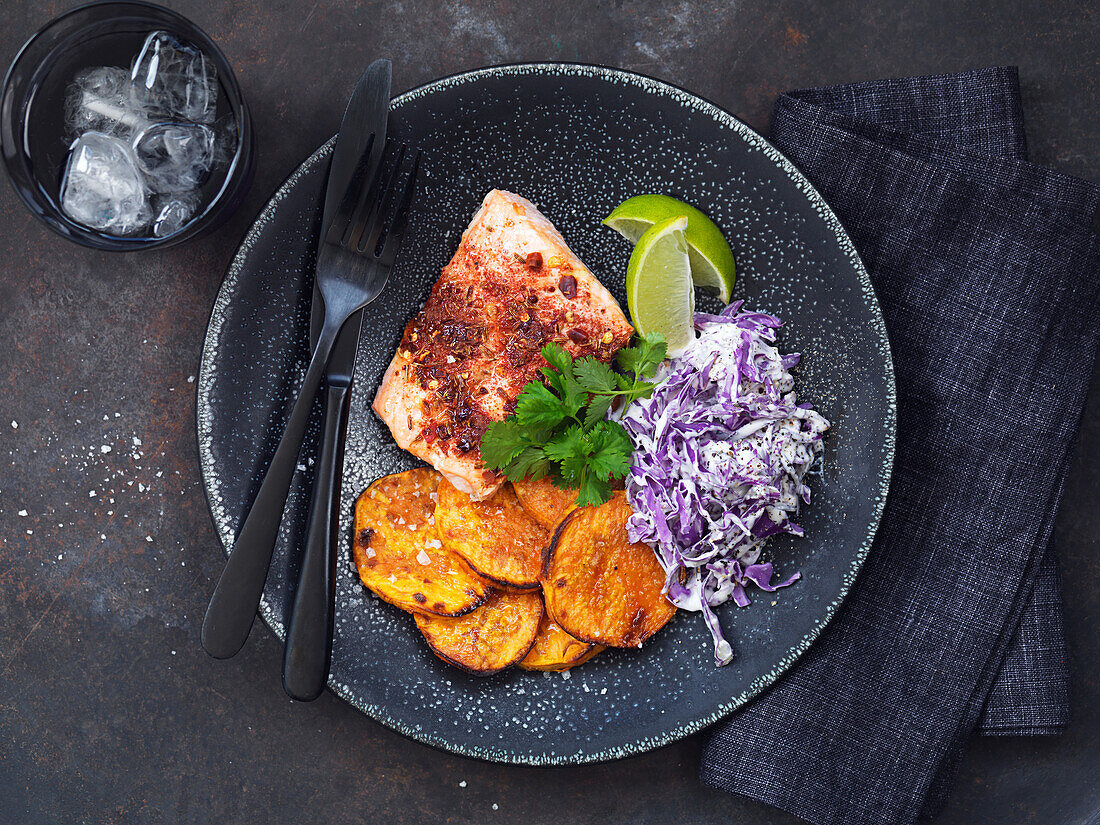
<box><xmin>621</xmin><ymin>301</ymin><xmax>829</xmax><ymax>665</ymax></box>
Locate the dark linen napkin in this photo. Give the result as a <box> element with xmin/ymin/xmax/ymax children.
<box><xmin>701</xmin><ymin>67</ymin><xmax>1099</xmax><ymax>825</ymax></box>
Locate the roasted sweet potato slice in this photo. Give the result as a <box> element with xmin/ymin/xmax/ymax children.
<box><xmin>513</xmin><ymin>477</ymin><xmax>579</xmax><ymax>531</ymax></box>
<box><xmin>414</xmin><ymin>590</ymin><xmax>543</xmax><ymax>674</ymax></box>
<box><xmin>518</xmin><ymin>612</ymin><xmax>603</xmax><ymax>671</ymax></box>
<box><xmin>435</xmin><ymin>478</ymin><xmax>548</xmax><ymax>590</ymax></box>
<box><xmin>542</xmin><ymin>491</ymin><xmax>676</xmax><ymax>648</ymax></box>
<box><xmin>353</xmin><ymin>469</ymin><xmax>490</xmax><ymax>617</ymax></box>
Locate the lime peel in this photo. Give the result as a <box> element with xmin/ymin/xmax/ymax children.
<box><xmin>604</xmin><ymin>194</ymin><xmax>735</xmax><ymax>302</ymax></box>
<box><xmin>625</xmin><ymin>215</ymin><xmax>696</xmax><ymax>356</ymax></box>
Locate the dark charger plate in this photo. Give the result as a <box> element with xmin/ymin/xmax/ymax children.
<box><xmin>197</xmin><ymin>64</ymin><xmax>895</xmax><ymax>764</ymax></box>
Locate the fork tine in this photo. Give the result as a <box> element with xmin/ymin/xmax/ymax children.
<box><xmin>356</xmin><ymin>144</ymin><xmax>407</xmax><ymax>255</ymax></box>
<box><xmin>324</xmin><ymin>133</ymin><xmax>375</xmax><ymax>247</ymax></box>
<box><xmin>340</xmin><ymin>140</ymin><xmax>397</xmax><ymax>252</ymax></box>
<box><xmin>378</xmin><ymin>149</ymin><xmax>421</xmax><ymax>267</ymax></box>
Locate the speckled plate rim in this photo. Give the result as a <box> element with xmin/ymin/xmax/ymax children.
<box><xmin>196</xmin><ymin>62</ymin><xmax>897</xmax><ymax>765</ymax></box>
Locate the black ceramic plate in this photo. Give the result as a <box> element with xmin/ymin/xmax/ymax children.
<box><xmin>197</xmin><ymin>64</ymin><xmax>895</xmax><ymax>764</ymax></box>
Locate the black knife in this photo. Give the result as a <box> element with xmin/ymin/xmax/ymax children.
<box><xmin>280</xmin><ymin>60</ymin><xmax>391</xmax><ymax>700</ymax></box>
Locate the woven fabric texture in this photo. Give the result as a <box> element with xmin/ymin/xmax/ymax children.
<box><xmin>700</xmin><ymin>67</ymin><xmax>1098</xmax><ymax>825</ymax></box>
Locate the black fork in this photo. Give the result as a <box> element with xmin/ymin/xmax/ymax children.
<box><xmin>201</xmin><ymin>139</ymin><xmax>421</xmax><ymax>660</ymax></box>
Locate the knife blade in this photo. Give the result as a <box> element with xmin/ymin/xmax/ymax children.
<box><xmin>282</xmin><ymin>60</ymin><xmax>391</xmax><ymax>700</ymax></box>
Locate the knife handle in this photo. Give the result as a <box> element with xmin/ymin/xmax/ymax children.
<box><xmin>282</xmin><ymin>380</ymin><xmax>350</xmax><ymax>701</ymax></box>
<box><xmin>201</xmin><ymin>320</ymin><xmax>340</xmax><ymax>659</ymax></box>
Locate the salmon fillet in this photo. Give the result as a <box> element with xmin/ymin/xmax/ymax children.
<box><xmin>373</xmin><ymin>190</ymin><xmax>633</xmax><ymax>500</ymax></box>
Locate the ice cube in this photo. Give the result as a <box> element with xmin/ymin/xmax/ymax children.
<box><xmin>132</xmin><ymin>122</ymin><xmax>214</xmax><ymax>193</ymax></box>
<box><xmin>131</xmin><ymin>31</ymin><xmax>217</xmax><ymax>124</ymax></box>
<box><xmin>65</xmin><ymin>67</ymin><xmax>148</xmax><ymax>139</ymax></box>
<box><xmin>151</xmin><ymin>193</ymin><xmax>200</xmax><ymax>237</ymax></box>
<box><xmin>60</xmin><ymin>132</ymin><xmax>151</xmax><ymax>235</ymax></box>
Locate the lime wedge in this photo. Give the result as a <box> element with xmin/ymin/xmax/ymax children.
<box><xmin>626</xmin><ymin>215</ymin><xmax>695</xmax><ymax>355</ymax></box>
<box><xmin>604</xmin><ymin>194</ymin><xmax>735</xmax><ymax>302</ymax></box>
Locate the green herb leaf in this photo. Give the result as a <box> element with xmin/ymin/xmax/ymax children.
<box><xmin>541</xmin><ymin>342</ymin><xmax>572</xmax><ymax>375</ymax></box>
<box><xmin>586</xmin><ymin>421</ymin><xmax>634</xmax><ymax>480</ymax></box>
<box><xmin>509</xmin><ymin>446</ymin><xmax>551</xmax><ymax>480</ymax></box>
<box><xmin>615</xmin><ymin>331</ymin><xmax>668</xmax><ymax>379</ymax></box>
<box><xmin>480</xmin><ymin>419</ymin><xmax>533</xmax><ymax>469</ymax></box>
<box><xmin>583</xmin><ymin>393</ymin><xmax>615</xmax><ymax>429</ymax></box>
<box><xmin>574</xmin><ymin>470</ymin><xmax>610</xmax><ymax>508</ymax></box>
<box><xmin>479</xmin><ymin>331</ymin><xmax>668</xmax><ymax>502</ymax></box>
<box><xmin>559</xmin><ymin>370</ymin><xmax>589</xmax><ymax>418</ymax></box>
<box><xmin>515</xmin><ymin>381</ymin><xmax>568</xmax><ymax>429</ymax></box>
<box><xmin>544</xmin><ymin>424</ymin><xmax>588</xmax><ymax>464</ymax></box>
<box><xmin>574</xmin><ymin>356</ymin><xmax>618</xmax><ymax>394</ymax></box>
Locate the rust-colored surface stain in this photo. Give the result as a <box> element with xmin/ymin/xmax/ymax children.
<box><xmin>0</xmin><ymin>1</ymin><xmax>1097</xmax><ymax>824</ymax></box>
<box><xmin>782</xmin><ymin>26</ymin><xmax>808</xmax><ymax>48</ymax></box>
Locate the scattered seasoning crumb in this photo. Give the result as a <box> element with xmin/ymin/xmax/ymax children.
<box><xmin>133</xmin><ymin>436</ymin><xmax>142</xmax><ymax>446</ymax></box>
<box><xmin>100</xmin><ymin>445</ymin><xmax>111</xmax><ymax>454</ymax></box>
<box><xmin>560</xmin><ymin>670</ymin><xmax>571</xmax><ymax>680</ymax></box>
<box><xmin>146</xmin><ymin>536</ymin><xmax>153</xmax><ymax>542</ymax></box>
<box><xmin>600</xmin><ymin>687</ymin><xmax>607</xmax><ymax>695</ymax></box>
<box><xmin>492</xmin><ymin>804</ymin><xmax>499</xmax><ymax>811</ymax></box>
<box><xmin>18</xmin><ymin>509</ymin><xmax>27</xmax><ymax>517</ymax></box>
<box><xmin>10</xmin><ymin>420</ymin><xmax>16</xmax><ymax>429</ymax></box>
<box><xmin>771</xmin><ymin>600</ymin><xmax>778</xmax><ymax>606</ymax></box>
<box><xmin>27</xmin><ymin>530</ymin><xmax>33</xmax><ymax>535</ymax></box>
<box><xmin>89</xmin><ymin>490</ymin><xmax>97</xmax><ymax>498</ymax></box>
<box><xmin>458</xmin><ymin>780</ymin><xmax>467</xmax><ymax>788</ymax></box>
<box><xmin>187</xmin><ymin>375</ymin><xmax>195</xmax><ymax>383</ymax></box>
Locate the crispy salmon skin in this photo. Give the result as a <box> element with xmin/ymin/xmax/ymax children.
<box><xmin>373</xmin><ymin>190</ymin><xmax>633</xmax><ymax>500</ymax></box>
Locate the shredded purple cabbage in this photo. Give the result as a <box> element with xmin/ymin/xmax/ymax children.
<box><xmin>621</xmin><ymin>301</ymin><xmax>829</xmax><ymax>665</ymax></box>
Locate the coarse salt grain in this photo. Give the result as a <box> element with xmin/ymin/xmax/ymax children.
<box><xmin>18</xmin><ymin>509</ymin><xmax>27</xmax><ymax>517</ymax></box>
<box><xmin>100</xmin><ymin>445</ymin><xmax>111</xmax><ymax>454</ymax></box>
<box><xmin>365</xmin><ymin>547</ymin><xmax>376</xmax><ymax>558</ymax></box>
<box><xmin>417</xmin><ymin>549</ymin><xmax>431</xmax><ymax>565</ymax></box>
<box><xmin>458</xmin><ymin>780</ymin><xmax>467</xmax><ymax>788</ymax></box>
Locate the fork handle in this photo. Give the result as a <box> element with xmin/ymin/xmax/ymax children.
<box><xmin>201</xmin><ymin>320</ymin><xmax>341</xmax><ymax>660</ymax></box>
<box><xmin>282</xmin><ymin>380</ymin><xmax>349</xmax><ymax>700</ymax></box>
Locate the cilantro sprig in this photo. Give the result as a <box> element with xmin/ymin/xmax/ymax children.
<box><xmin>480</xmin><ymin>332</ymin><xmax>667</xmax><ymax>507</ymax></box>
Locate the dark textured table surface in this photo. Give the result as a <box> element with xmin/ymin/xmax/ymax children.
<box><xmin>1</xmin><ymin>2</ymin><xmax>1097</xmax><ymax>824</ymax></box>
